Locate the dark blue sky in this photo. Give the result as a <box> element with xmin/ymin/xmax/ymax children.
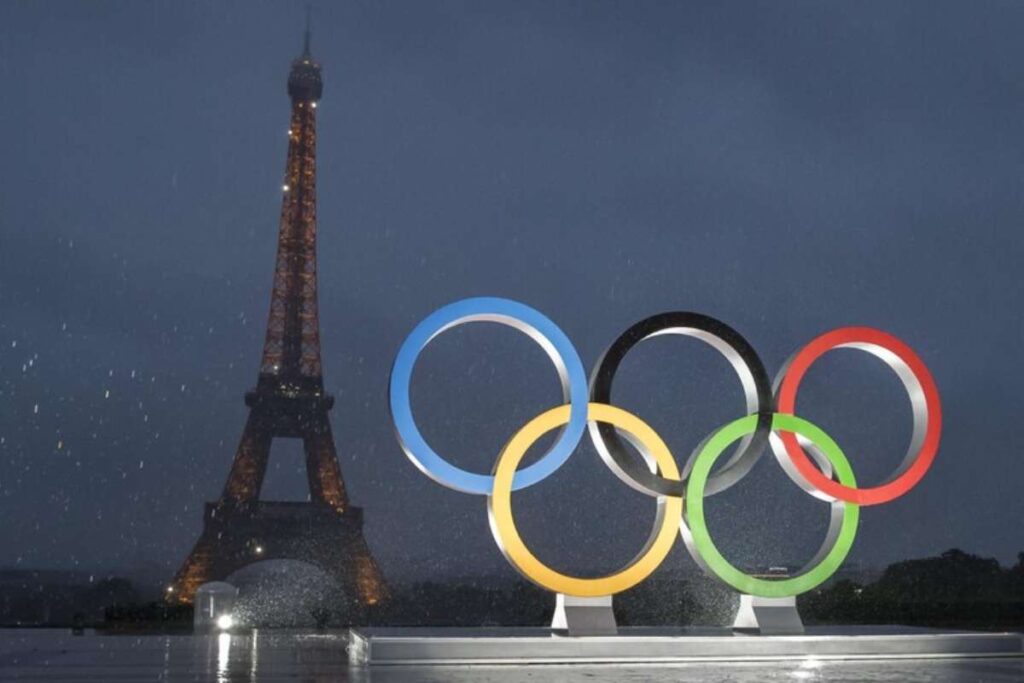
<box><xmin>1</xmin><ymin>1</ymin><xmax>1022</xmax><ymax>585</ymax></box>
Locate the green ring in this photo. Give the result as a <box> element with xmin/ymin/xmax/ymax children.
<box><xmin>684</xmin><ymin>413</ymin><xmax>860</xmax><ymax>597</ymax></box>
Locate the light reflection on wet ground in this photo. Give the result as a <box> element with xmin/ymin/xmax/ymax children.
<box><xmin>0</xmin><ymin>629</ymin><xmax>1021</xmax><ymax>682</ymax></box>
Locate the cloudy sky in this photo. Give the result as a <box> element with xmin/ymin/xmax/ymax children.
<box><xmin>1</xmin><ymin>1</ymin><xmax>1022</xmax><ymax>586</ymax></box>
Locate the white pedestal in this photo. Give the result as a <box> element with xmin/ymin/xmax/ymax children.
<box><xmin>732</xmin><ymin>594</ymin><xmax>803</xmax><ymax>635</ymax></box>
<box><xmin>550</xmin><ymin>594</ymin><xmax>616</xmax><ymax>636</ymax></box>
<box><xmin>348</xmin><ymin>626</ymin><xmax>1024</xmax><ymax>666</ymax></box>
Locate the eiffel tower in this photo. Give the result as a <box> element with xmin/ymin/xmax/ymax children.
<box><xmin>168</xmin><ymin>20</ymin><xmax>386</xmax><ymax>612</ymax></box>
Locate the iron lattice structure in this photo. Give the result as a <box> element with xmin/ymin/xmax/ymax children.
<box><xmin>169</xmin><ymin>30</ymin><xmax>387</xmax><ymax>611</ymax></box>
<box><xmin>260</xmin><ymin>75</ymin><xmax>323</xmax><ymax>383</ymax></box>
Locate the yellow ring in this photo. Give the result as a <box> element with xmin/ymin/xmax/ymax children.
<box><xmin>487</xmin><ymin>402</ymin><xmax>682</xmax><ymax>597</ymax></box>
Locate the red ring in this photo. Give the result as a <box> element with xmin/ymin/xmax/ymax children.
<box><xmin>776</xmin><ymin>327</ymin><xmax>942</xmax><ymax>506</ymax></box>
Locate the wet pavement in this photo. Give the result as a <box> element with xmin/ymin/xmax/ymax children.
<box><xmin>0</xmin><ymin>629</ymin><xmax>1022</xmax><ymax>682</ymax></box>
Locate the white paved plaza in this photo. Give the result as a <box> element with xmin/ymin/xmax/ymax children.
<box><xmin>1</xmin><ymin>629</ymin><xmax>1023</xmax><ymax>682</ymax></box>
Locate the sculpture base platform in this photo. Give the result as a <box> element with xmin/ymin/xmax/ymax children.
<box><xmin>348</xmin><ymin>626</ymin><xmax>1024</xmax><ymax>666</ymax></box>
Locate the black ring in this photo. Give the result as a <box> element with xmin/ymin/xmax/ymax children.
<box><xmin>588</xmin><ymin>312</ymin><xmax>773</xmax><ymax>498</ymax></box>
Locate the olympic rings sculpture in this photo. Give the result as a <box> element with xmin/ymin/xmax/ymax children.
<box><xmin>389</xmin><ymin>297</ymin><xmax>942</xmax><ymax>599</ymax></box>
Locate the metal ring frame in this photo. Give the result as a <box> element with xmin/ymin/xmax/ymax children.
<box><xmin>389</xmin><ymin>298</ymin><xmax>942</xmax><ymax>598</ymax></box>
<box><xmin>388</xmin><ymin>297</ymin><xmax>588</xmax><ymax>495</ymax></box>
<box><xmin>681</xmin><ymin>413</ymin><xmax>859</xmax><ymax>597</ymax></box>
<box><xmin>488</xmin><ymin>403</ymin><xmax>682</xmax><ymax>597</ymax></box>
<box><xmin>772</xmin><ymin>327</ymin><xmax>942</xmax><ymax>506</ymax></box>
<box><xmin>588</xmin><ymin>312</ymin><xmax>773</xmax><ymax>498</ymax></box>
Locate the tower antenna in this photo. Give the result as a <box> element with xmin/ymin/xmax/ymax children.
<box><xmin>303</xmin><ymin>5</ymin><xmax>312</xmax><ymax>57</ymax></box>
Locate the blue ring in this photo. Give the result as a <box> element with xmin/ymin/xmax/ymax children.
<box><xmin>389</xmin><ymin>297</ymin><xmax>588</xmax><ymax>495</ymax></box>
